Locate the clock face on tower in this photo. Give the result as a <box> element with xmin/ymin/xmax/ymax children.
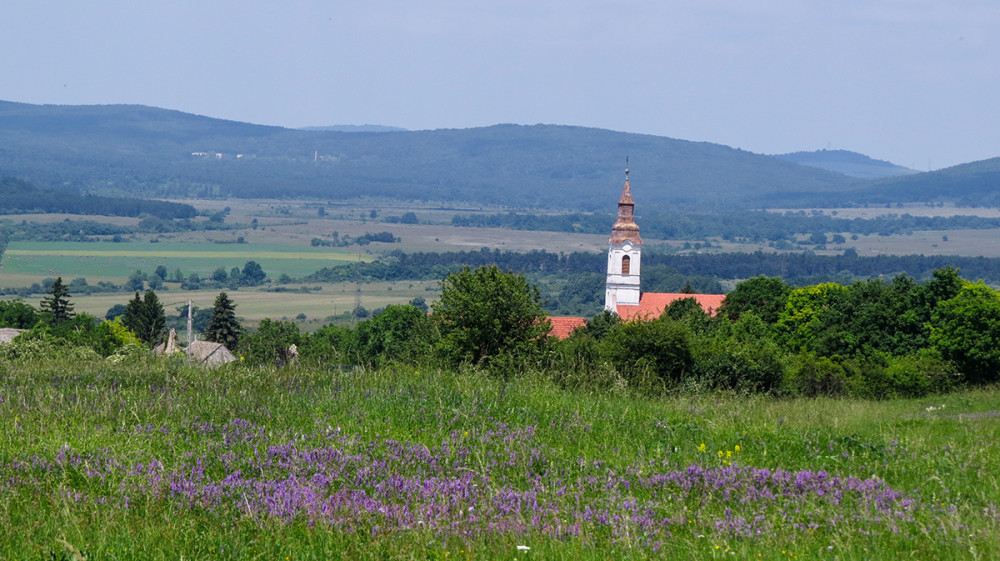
<box><xmin>623</xmin><ymin>242</ymin><xmax>632</xmax><ymax>251</ymax></box>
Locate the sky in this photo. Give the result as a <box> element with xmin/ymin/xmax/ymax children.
<box><xmin>2</xmin><ymin>1</ymin><xmax>998</xmax><ymax>170</ymax></box>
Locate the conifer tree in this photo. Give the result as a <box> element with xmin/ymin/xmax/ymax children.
<box><xmin>204</xmin><ymin>292</ymin><xmax>242</xmax><ymax>351</ymax></box>
<box><xmin>40</xmin><ymin>277</ymin><xmax>74</xmax><ymax>324</ymax></box>
<box><xmin>121</xmin><ymin>291</ymin><xmax>166</xmax><ymax>346</ymax></box>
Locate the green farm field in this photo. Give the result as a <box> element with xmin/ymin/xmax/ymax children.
<box><xmin>0</xmin><ymin>241</ymin><xmax>370</xmax><ymax>280</ymax></box>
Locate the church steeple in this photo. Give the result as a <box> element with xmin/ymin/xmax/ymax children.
<box><xmin>605</xmin><ymin>163</ymin><xmax>643</xmax><ymax>311</ymax></box>
<box><xmin>609</xmin><ymin>166</ymin><xmax>642</xmax><ymax>245</ymax></box>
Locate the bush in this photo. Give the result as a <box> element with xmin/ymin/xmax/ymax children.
<box><xmin>0</xmin><ymin>299</ymin><xmax>38</xmax><ymax>328</ymax></box>
<box><xmin>854</xmin><ymin>350</ymin><xmax>960</xmax><ymax>399</ymax></box>
<box><xmin>600</xmin><ymin>317</ymin><xmax>693</xmax><ymax>386</ymax></box>
<box><xmin>692</xmin><ymin>336</ymin><xmax>785</xmax><ymax>394</ymax></box>
<box><xmin>299</xmin><ymin>324</ymin><xmax>356</xmax><ymax>365</ymax></box>
<box><xmin>238</xmin><ymin>319</ymin><xmax>300</xmax><ymax>367</ymax></box>
<box><xmin>785</xmin><ymin>353</ymin><xmax>849</xmax><ymax>397</ymax></box>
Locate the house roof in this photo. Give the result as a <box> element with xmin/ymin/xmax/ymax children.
<box><xmin>0</xmin><ymin>328</ymin><xmax>27</xmax><ymax>344</ymax></box>
<box><xmin>548</xmin><ymin>316</ymin><xmax>587</xmax><ymax>339</ymax></box>
<box><xmin>616</xmin><ymin>292</ymin><xmax>726</xmax><ymax>321</ymax></box>
<box><xmin>188</xmin><ymin>340</ymin><xmax>237</xmax><ymax>367</ymax></box>
<box><xmin>547</xmin><ymin>293</ymin><xmax>726</xmax><ymax>339</ymax></box>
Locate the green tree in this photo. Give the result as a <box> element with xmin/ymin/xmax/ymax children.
<box><xmin>105</xmin><ymin>303</ymin><xmax>127</xmax><ymax>321</ymax></box>
<box><xmin>121</xmin><ymin>291</ymin><xmax>166</xmax><ymax>346</ymax></box>
<box><xmin>930</xmin><ymin>281</ymin><xmax>1000</xmax><ymax>384</ymax></box>
<box><xmin>354</xmin><ymin>304</ymin><xmax>438</xmax><ymax>366</ymax></box>
<box><xmin>719</xmin><ymin>276</ymin><xmax>791</xmax><ymax>324</ymax></box>
<box><xmin>432</xmin><ymin>265</ymin><xmax>550</xmax><ymax>365</ymax></box>
<box><xmin>203</xmin><ymin>292</ymin><xmax>242</xmax><ymax>351</ymax></box>
<box><xmin>154</xmin><ymin>265</ymin><xmax>168</xmax><ymax>281</ymax></box>
<box><xmin>775</xmin><ymin>282</ymin><xmax>848</xmax><ymax>352</ymax></box>
<box><xmin>811</xmin><ymin>275</ymin><xmax>926</xmax><ymax>358</ymax></box>
<box><xmin>127</xmin><ymin>270</ymin><xmax>146</xmax><ymax>292</ymax></box>
<box><xmin>582</xmin><ymin>309</ymin><xmax>620</xmax><ymax>339</ymax></box>
<box><xmin>409</xmin><ymin>297</ymin><xmax>429</xmax><ymax>313</ymax></box>
<box><xmin>39</xmin><ymin>277</ymin><xmax>74</xmax><ymax>325</ymax></box>
<box><xmin>0</xmin><ymin>299</ymin><xmax>39</xmax><ymax>328</ymax></box>
<box><xmin>239</xmin><ymin>319</ymin><xmax>300</xmax><ymax>367</ymax></box>
<box><xmin>241</xmin><ymin>260</ymin><xmax>266</xmax><ymax>286</ymax></box>
<box><xmin>300</xmin><ymin>323</ymin><xmax>356</xmax><ymax>364</ymax></box>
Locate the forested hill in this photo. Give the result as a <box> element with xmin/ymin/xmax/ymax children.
<box><xmin>0</xmin><ymin>176</ymin><xmax>196</xmax><ymax>219</ymax></box>
<box><xmin>774</xmin><ymin>150</ymin><xmax>917</xmax><ymax>179</ymax></box>
<box><xmin>1</xmin><ymin>100</ymin><xmax>857</xmax><ymax>211</ymax></box>
<box><xmin>2</xmin><ymin>100</ymin><xmax>996</xmax><ymax>210</ymax></box>
<box><xmin>854</xmin><ymin>158</ymin><xmax>1000</xmax><ymax>206</ymax></box>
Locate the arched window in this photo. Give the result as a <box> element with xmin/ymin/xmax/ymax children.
<box><xmin>621</xmin><ymin>255</ymin><xmax>631</xmax><ymax>275</ymax></box>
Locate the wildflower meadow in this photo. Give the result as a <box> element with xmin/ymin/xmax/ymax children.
<box><xmin>1</xmin><ymin>354</ymin><xmax>998</xmax><ymax>559</ymax></box>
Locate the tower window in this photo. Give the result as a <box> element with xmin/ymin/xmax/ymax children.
<box><xmin>621</xmin><ymin>255</ymin><xmax>631</xmax><ymax>275</ymax></box>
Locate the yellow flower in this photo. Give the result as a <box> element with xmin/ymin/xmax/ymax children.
<box><xmin>735</xmin><ymin>444</ymin><xmax>741</xmax><ymax>453</ymax></box>
<box><xmin>697</xmin><ymin>443</ymin><xmax>706</xmax><ymax>453</ymax></box>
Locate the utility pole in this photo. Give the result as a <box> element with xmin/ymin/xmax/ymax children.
<box><xmin>186</xmin><ymin>299</ymin><xmax>193</xmax><ymax>363</ymax></box>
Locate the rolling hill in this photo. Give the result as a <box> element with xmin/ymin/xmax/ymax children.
<box><xmin>857</xmin><ymin>158</ymin><xmax>1000</xmax><ymax>206</ymax></box>
<box><xmin>773</xmin><ymin>149</ymin><xmax>918</xmax><ymax>179</ymax></box>
<box><xmin>1</xmin><ymin>100</ymin><xmax>996</xmax><ymax>211</ymax></box>
<box><xmin>0</xmin><ymin>100</ymin><xmax>857</xmax><ymax>211</ymax></box>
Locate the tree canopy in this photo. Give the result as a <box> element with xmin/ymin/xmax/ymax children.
<box><xmin>432</xmin><ymin>265</ymin><xmax>549</xmax><ymax>366</ymax></box>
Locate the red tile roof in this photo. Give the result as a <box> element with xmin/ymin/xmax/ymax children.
<box><xmin>547</xmin><ymin>293</ymin><xmax>725</xmax><ymax>339</ymax></box>
<box><xmin>616</xmin><ymin>293</ymin><xmax>725</xmax><ymax>321</ymax></box>
<box><xmin>548</xmin><ymin>316</ymin><xmax>588</xmax><ymax>339</ymax></box>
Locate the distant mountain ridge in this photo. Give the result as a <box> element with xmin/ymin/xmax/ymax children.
<box><xmin>774</xmin><ymin>149</ymin><xmax>918</xmax><ymax>179</ymax></box>
<box><xmin>300</xmin><ymin>125</ymin><xmax>408</xmax><ymax>133</ymax></box>
<box><xmin>0</xmin><ymin>100</ymin><xmax>996</xmax><ymax>210</ymax></box>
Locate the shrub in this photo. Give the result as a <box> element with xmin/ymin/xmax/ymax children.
<box><xmin>600</xmin><ymin>317</ymin><xmax>693</xmax><ymax>386</ymax></box>
<box><xmin>238</xmin><ymin>319</ymin><xmax>300</xmax><ymax>367</ymax></box>
<box><xmin>855</xmin><ymin>350</ymin><xmax>960</xmax><ymax>399</ymax></box>
<box><xmin>692</xmin><ymin>336</ymin><xmax>785</xmax><ymax>394</ymax></box>
<box><xmin>785</xmin><ymin>353</ymin><xmax>849</xmax><ymax>397</ymax></box>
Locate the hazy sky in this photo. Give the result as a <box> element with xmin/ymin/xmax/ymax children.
<box><xmin>2</xmin><ymin>1</ymin><xmax>997</xmax><ymax>169</ymax></box>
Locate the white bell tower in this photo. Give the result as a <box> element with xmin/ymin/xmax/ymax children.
<box><xmin>605</xmin><ymin>165</ymin><xmax>642</xmax><ymax>312</ymax></box>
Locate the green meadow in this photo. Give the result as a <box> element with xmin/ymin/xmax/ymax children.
<box><xmin>0</xmin><ymin>356</ymin><xmax>998</xmax><ymax>560</ymax></box>
<box><xmin>0</xmin><ymin>241</ymin><xmax>368</xmax><ymax>280</ymax></box>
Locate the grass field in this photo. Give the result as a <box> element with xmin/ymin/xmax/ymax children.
<box><xmin>0</xmin><ymin>240</ymin><xmax>372</xmax><ymax>281</ymax></box>
<box><xmin>1</xmin><ymin>356</ymin><xmax>997</xmax><ymax>559</ymax></box>
<box><xmin>11</xmin><ymin>280</ymin><xmax>440</xmax><ymax>328</ymax></box>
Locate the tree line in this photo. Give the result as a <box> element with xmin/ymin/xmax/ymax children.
<box><xmin>3</xmin><ymin>265</ymin><xmax>997</xmax><ymax>400</ymax></box>
<box><xmin>304</xmin><ymin>248</ymin><xmax>1000</xmax><ymax>286</ymax></box>
<box><xmin>0</xmin><ymin>176</ymin><xmax>197</xmax><ymax>219</ymax></box>
<box><xmin>451</xmin><ymin>208</ymin><xmax>1000</xmax><ymax>242</ymax></box>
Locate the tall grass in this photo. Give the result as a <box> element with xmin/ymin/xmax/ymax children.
<box><xmin>1</xmin><ymin>355</ymin><xmax>998</xmax><ymax>559</ymax></box>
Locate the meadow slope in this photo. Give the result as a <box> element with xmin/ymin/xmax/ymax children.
<box><xmin>1</xmin><ymin>354</ymin><xmax>998</xmax><ymax>560</ymax></box>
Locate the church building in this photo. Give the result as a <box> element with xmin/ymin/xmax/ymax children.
<box><xmin>548</xmin><ymin>167</ymin><xmax>725</xmax><ymax>339</ymax></box>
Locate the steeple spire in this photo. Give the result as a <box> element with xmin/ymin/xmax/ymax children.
<box><xmin>609</xmin><ymin>160</ymin><xmax>641</xmax><ymax>244</ymax></box>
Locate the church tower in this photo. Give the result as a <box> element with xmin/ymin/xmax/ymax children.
<box><xmin>605</xmin><ymin>165</ymin><xmax>642</xmax><ymax>312</ymax></box>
